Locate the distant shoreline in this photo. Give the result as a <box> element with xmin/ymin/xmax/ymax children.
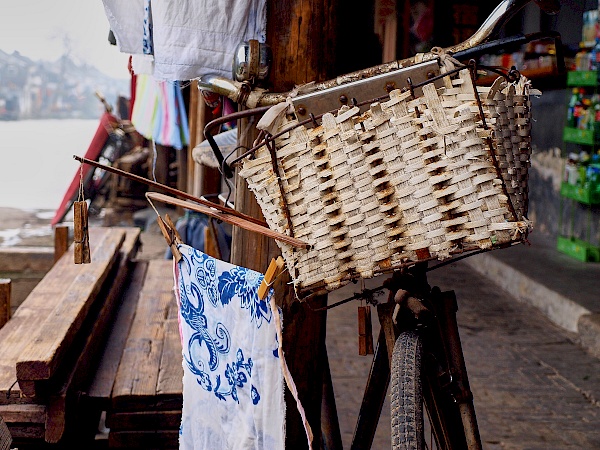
<box><xmin>0</xmin><ymin>207</ymin><xmax>54</xmax><ymax>248</ymax></box>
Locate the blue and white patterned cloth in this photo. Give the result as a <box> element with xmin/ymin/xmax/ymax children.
<box><xmin>173</xmin><ymin>244</ymin><xmax>285</xmax><ymax>450</ymax></box>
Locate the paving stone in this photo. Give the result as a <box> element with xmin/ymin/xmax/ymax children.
<box><xmin>324</xmin><ymin>260</ymin><xmax>600</xmax><ymax>448</ymax></box>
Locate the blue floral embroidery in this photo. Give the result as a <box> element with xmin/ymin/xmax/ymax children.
<box><xmin>251</xmin><ymin>385</ymin><xmax>260</xmax><ymax>405</ymax></box>
<box><xmin>179</xmin><ymin>246</ymin><xmax>273</xmax><ymax>406</ymax></box>
<box><xmin>213</xmin><ymin>349</ymin><xmax>257</xmax><ymax>404</ymax></box>
<box><xmin>179</xmin><ymin>258</ymin><xmax>230</xmax><ymax>389</ymax></box>
<box><xmin>217</xmin><ymin>266</ymin><xmax>272</xmax><ymax>327</ymax></box>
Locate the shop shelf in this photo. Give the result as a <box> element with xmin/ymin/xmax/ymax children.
<box><xmin>567</xmin><ymin>70</ymin><xmax>599</xmax><ymax>87</ymax></box>
<box><xmin>557</xmin><ymin>235</ymin><xmax>600</xmax><ymax>262</ymax></box>
<box><xmin>560</xmin><ymin>181</ymin><xmax>600</xmax><ymax>204</ymax></box>
<box><xmin>563</xmin><ymin>126</ymin><xmax>597</xmax><ymax>145</ymax></box>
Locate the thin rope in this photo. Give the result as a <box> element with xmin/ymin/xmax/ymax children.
<box><xmin>269</xmin><ymin>295</ymin><xmax>314</xmax><ymax>449</ymax></box>
<box><xmin>145</xmin><ymin>192</ymin><xmax>161</xmax><ymax>218</ymax></box>
<box><xmin>78</xmin><ymin>162</ymin><xmax>85</xmax><ymax>202</ymax></box>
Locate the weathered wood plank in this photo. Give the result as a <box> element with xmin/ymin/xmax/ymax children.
<box><xmin>0</xmin><ymin>247</ymin><xmax>54</xmax><ymax>272</ymax></box>
<box><xmin>111</xmin><ymin>260</ymin><xmax>177</xmax><ymax>410</ymax></box>
<box><xmin>108</xmin><ymin>430</ymin><xmax>179</xmax><ymax>449</ymax></box>
<box><xmin>156</xmin><ymin>305</ymin><xmax>183</xmax><ymax>398</ymax></box>
<box><xmin>5</xmin><ymin>424</ymin><xmax>44</xmax><ymax>440</ymax></box>
<box><xmin>0</xmin><ymin>404</ymin><xmax>46</xmax><ymax>424</ymax></box>
<box><xmin>0</xmin><ymin>228</ymin><xmax>122</xmax><ymax>401</ymax></box>
<box><xmin>86</xmin><ymin>261</ymin><xmax>149</xmax><ymax>406</ymax></box>
<box><xmin>16</xmin><ymin>228</ymin><xmax>125</xmax><ymax>381</ymax></box>
<box><xmin>43</xmin><ymin>228</ymin><xmax>140</xmax><ymax>444</ymax></box>
<box><xmin>106</xmin><ymin>410</ymin><xmax>181</xmax><ymax>431</ymax></box>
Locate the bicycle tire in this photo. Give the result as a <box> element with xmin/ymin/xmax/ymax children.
<box><xmin>391</xmin><ymin>331</ymin><xmax>424</xmax><ymax>450</ymax></box>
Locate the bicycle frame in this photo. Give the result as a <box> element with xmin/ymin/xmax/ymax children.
<box><xmin>353</xmin><ymin>266</ymin><xmax>482</xmax><ymax>450</ymax></box>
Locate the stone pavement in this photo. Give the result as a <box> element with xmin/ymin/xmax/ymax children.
<box><xmin>464</xmin><ymin>232</ymin><xmax>600</xmax><ymax>358</ymax></box>
<box><xmin>326</xmin><ymin>259</ymin><xmax>600</xmax><ymax>449</ymax></box>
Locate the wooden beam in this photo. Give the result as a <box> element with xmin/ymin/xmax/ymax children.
<box><xmin>0</xmin><ymin>279</ymin><xmax>10</xmax><ymax>329</ymax></box>
<box><xmin>187</xmin><ymin>80</ymin><xmax>200</xmax><ymax>195</ymax></box>
<box><xmin>86</xmin><ymin>261</ymin><xmax>149</xmax><ymax>408</ymax></box>
<box><xmin>54</xmin><ymin>225</ymin><xmax>69</xmax><ymax>264</ymax></box>
<box><xmin>43</xmin><ymin>229</ymin><xmax>140</xmax><ymax>444</ymax></box>
<box><xmin>15</xmin><ymin>228</ymin><xmax>125</xmax><ymax>383</ymax></box>
<box><xmin>111</xmin><ymin>260</ymin><xmax>182</xmax><ymax>413</ymax></box>
<box><xmin>106</xmin><ymin>410</ymin><xmax>181</xmax><ymax>431</ymax></box>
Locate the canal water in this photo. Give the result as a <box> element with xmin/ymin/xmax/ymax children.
<box><xmin>0</xmin><ymin>119</ymin><xmax>99</xmax><ymax>246</ymax></box>
<box><xmin>0</xmin><ymin>119</ymin><xmax>99</xmax><ymax>210</ymax></box>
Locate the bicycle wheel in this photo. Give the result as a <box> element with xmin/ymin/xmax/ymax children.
<box><xmin>391</xmin><ymin>331</ymin><xmax>471</xmax><ymax>450</ymax></box>
<box><xmin>391</xmin><ymin>331</ymin><xmax>424</xmax><ymax>450</ymax></box>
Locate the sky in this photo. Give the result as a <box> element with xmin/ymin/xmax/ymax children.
<box><xmin>0</xmin><ymin>0</ymin><xmax>130</xmax><ymax>80</ymax></box>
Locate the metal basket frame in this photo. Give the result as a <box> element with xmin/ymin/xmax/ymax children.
<box><xmin>238</xmin><ymin>61</ymin><xmax>534</xmax><ymax>295</ymax></box>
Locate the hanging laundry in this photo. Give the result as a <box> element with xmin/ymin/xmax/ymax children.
<box><xmin>131</xmin><ymin>75</ymin><xmax>190</xmax><ymax>150</ymax></box>
<box><xmin>173</xmin><ymin>244</ymin><xmax>285</xmax><ymax>449</ymax></box>
<box><xmin>102</xmin><ymin>0</ymin><xmax>267</xmax><ymax>80</ymax></box>
<box><xmin>102</xmin><ymin>0</ymin><xmax>146</xmax><ymax>54</ymax></box>
<box><xmin>142</xmin><ymin>0</ymin><xmax>154</xmax><ymax>55</ymax></box>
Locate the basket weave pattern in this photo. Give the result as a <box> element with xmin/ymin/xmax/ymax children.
<box><xmin>240</xmin><ymin>68</ymin><xmax>533</xmax><ymax>293</ymax></box>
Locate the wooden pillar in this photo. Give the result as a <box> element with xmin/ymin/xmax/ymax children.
<box><xmin>187</xmin><ymin>80</ymin><xmax>221</xmax><ymax>198</ymax></box>
<box><xmin>0</xmin><ymin>279</ymin><xmax>11</xmax><ymax>329</ymax></box>
<box><xmin>230</xmin><ymin>1</ymin><xmax>339</xmax><ymax>448</ymax></box>
<box><xmin>54</xmin><ymin>225</ymin><xmax>69</xmax><ymax>263</ymax></box>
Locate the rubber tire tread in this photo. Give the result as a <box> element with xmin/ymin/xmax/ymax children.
<box><xmin>391</xmin><ymin>331</ymin><xmax>424</xmax><ymax>450</ymax></box>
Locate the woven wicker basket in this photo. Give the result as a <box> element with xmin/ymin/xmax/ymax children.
<box><xmin>240</xmin><ymin>65</ymin><xmax>535</xmax><ymax>294</ymax></box>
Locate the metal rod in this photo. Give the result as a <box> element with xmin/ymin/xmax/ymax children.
<box><xmin>73</xmin><ymin>155</ymin><xmax>268</xmax><ymax>227</ymax></box>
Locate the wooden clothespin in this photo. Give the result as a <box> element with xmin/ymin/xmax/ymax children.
<box><xmin>258</xmin><ymin>256</ymin><xmax>285</xmax><ymax>300</ymax></box>
<box><xmin>74</xmin><ymin>163</ymin><xmax>91</xmax><ymax>264</ymax></box>
<box><xmin>358</xmin><ymin>304</ymin><xmax>374</xmax><ymax>356</ymax></box>
<box><xmin>157</xmin><ymin>213</ymin><xmax>183</xmax><ymax>263</ymax></box>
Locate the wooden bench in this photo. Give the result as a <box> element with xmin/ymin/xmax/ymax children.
<box><xmin>87</xmin><ymin>259</ymin><xmax>182</xmax><ymax>450</ymax></box>
<box><xmin>0</xmin><ymin>227</ymin><xmax>140</xmax><ymax>447</ymax></box>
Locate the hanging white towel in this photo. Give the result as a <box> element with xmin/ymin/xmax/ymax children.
<box><xmin>102</xmin><ymin>0</ymin><xmax>145</xmax><ymax>54</ymax></box>
<box><xmin>173</xmin><ymin>244</ymin><xmax>285</xmax><ymax>450</ymax></box>
<box><xmin>102</xmin><ymin>0</ymin><xmax>267</xmax><ymax>80</ymax></box>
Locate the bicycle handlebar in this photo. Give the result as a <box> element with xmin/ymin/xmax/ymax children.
<box><xmin>197</xmin><ymin>0</ymin><xmax>560</xmax><ymax>107</ymax></box>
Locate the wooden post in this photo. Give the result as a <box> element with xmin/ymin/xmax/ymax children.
<box><xmin>187</xmin><ymin>80</ymin><xmax>200</xmax><ymax>195</ymax></box>
<box><xmin>229</xmin><ymin>1</ymin><xmax>338</xmax><ymax>448</ymax></box>
<box><xmin>187</xmin><ymin>80</ymin><xmax>221</xmax><ymax>199</ymax></box>
<box><xmin>54</xmin><ymin>225</ymin><xmax>70</xmax><ymax>263</ymax></box>
<box><xmin>0</xmin><ymin>279</ymin><xmax>11</xmax><ymax>329</ymax></box>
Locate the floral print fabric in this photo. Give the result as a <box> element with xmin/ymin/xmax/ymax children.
<box><xmin>174</xmin><ymin>244</ymin><xmax>285</xmax><ymax>450</ymax></box>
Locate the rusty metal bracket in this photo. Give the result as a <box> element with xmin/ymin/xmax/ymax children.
<box><xmin>292</xmin><ymin>59</ymin><xmax>442</xmax><ymax>120</ymax></box>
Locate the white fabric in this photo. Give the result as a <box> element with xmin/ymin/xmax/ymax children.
<box><xmin>102</xmin><ymin>0</ymin><xmax>267</xmax><ymax>81</ymax></box>
<box><xmin>102</xmin><ymin>0</ymin><xmax>145</xmax><ymax>54</ymax></box>
<box><xmin>131</xmin><ymin>53</ymin><xmax>155</xmax><ymax>76</ymax></box>
<box><xmin>174</xmin><ymin>244</ymin><xmax>285</xmax><ymax>450</ymax></box>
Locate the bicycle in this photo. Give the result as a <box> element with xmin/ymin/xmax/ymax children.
<box><xmin>191</xmin><ymin>1</ymin><xmax>564</xmax><ymax>448</ymax></box>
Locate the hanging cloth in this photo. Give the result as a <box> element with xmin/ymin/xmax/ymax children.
<box><xmin>174</xmin><ymin>244</ymin><xmax>285</xmax><ymax>449</ymax></box>
<box><xmin>131</xmin><ymin>75</ymin><xmax>189</xmax><ymax>150</ymax></box>
<box><xmin>102</xmin><ymin>0</ymin><xmax>267</xmax><ymax>80</ymax></box>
